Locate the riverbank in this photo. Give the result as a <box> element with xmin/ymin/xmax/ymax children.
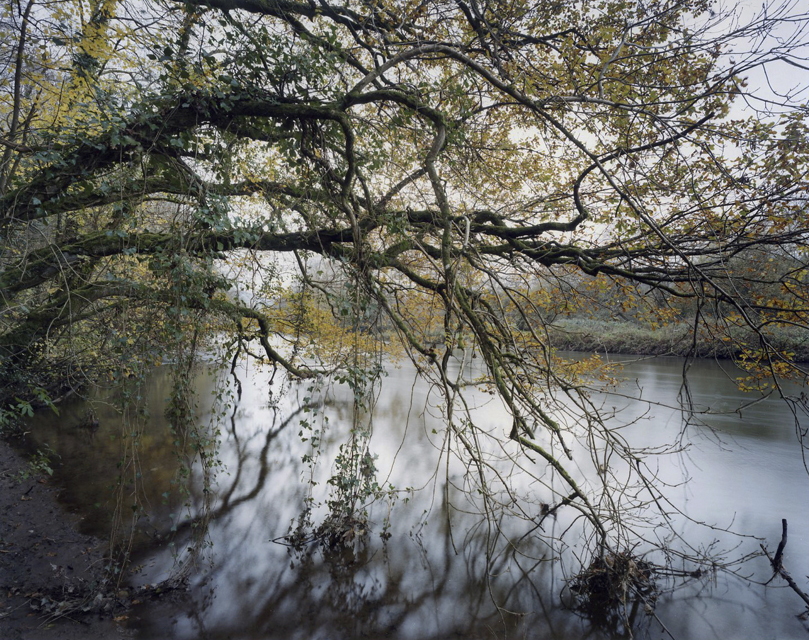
<box><xmin>547</xmin><ymin>318</ymin><xmax>809</xmax><ymax>362</ymax></box>
<box><xmin>0</xmin><ymin>437</ymin><xmax>124</xmax><ymax>640</ymax></box>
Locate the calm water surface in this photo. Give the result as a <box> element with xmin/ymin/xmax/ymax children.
<box><xmin>28</xmin><ymin>355</ymin><xmax>809</xmax><ymax>639</ymax></box>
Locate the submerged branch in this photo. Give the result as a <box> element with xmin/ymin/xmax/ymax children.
<box><xmin>761</xmin><ymin>519</ymin><xmax>809</xmax><ymax>610</ymax></box>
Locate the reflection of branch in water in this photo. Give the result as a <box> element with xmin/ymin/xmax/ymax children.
<box><xmin>162</xmin><ymin>512</ymin><xmax>573</xmax><ymax>640</ymax></box>
<box><xmin>145</xmin><ymin>429</ymin><xmax>588</xmax><ymax>640</ymax></box>
<box><xmin>153</xmin><ymin>402</ymin><xmax>311</xmax><ymax>542</ymax></box>
<box><xmin>243</xmin><ymin>549</ymin><xmax>428</xmax><ymax>638</ymax></box>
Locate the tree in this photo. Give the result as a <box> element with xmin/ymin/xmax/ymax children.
<box><xmin>1</xmin><ymin>0</ymin><xmax>808</xmax><ymax>611</ymax></box>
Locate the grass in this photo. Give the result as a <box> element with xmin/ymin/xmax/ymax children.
<box><xmin>546</xmin><ymin>318</ymin><xmax>809</xmax><ymax>363</ymax></box>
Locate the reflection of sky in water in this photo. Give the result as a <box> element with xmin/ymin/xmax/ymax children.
<box><xmin>27</xmin><ymin>355</ymin><xmax>809</xmax><ymax>639</ymax></box>
<box><xmin>601</xmin><ymin>358</ymin><xmax>808</xmax><ymax>538</ymax></box>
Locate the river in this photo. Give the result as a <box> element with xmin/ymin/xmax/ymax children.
<box><xmin>26</xmin><ymin>354</ymin><xmax>809</xmax><ymax>639</ymax></box>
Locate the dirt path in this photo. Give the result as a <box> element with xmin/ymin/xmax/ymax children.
<box><xmin>0</xmin><ymin>437</ymin><xmax>127</xmax><ymax>640</ymax></box>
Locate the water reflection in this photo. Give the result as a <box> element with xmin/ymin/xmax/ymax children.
<box><xmin>23</xmin><ymin>369</ymin><xmax>199</xmax><ymax>543</ymax></box>
<box><xmin>26</xmin><ymin>356</ymin><xmax>809</xmax><ymax>639</ymax></box>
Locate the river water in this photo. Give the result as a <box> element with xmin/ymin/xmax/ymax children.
<box><xmin>27</xmin><ymin>354</ymin><xmax>809</xmax><ymax>639</ymax></box>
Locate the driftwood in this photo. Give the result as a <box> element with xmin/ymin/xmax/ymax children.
<box><xmin>761</xmin><ymin>519</ymin><xmax>809</xmax><ymax>610</ymax></box>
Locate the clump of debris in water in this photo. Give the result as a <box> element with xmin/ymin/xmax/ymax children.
<box><xmin>567</xmin><ymin>550</ymin><xmax>658</xmax><ymax>629</ymax></box>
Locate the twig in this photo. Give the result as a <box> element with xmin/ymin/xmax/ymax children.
<box><xmin>761</xmin><ymin>518</ymin><xmax>809</xmax><ymax>610</ymax></box>
<box><xmin>773</xmin><ymin>518</ymin><xmax>787</xmax><ymax>572</ymax></box>
<box><xmin>764</xmin><ymin>518</ymin><xmax>787</xmax><ymax>585</ymax></box>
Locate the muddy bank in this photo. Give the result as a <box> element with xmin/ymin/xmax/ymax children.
<box><xmin>0</xmin><ymin>437</ymin><xmax>127</xmax><ymax>640</ymax></box>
